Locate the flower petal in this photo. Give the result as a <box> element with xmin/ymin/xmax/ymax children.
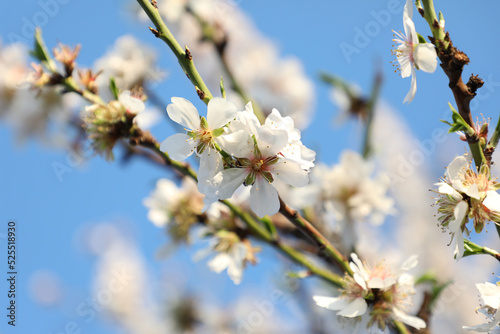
<box><xmin>414</xmin><ymin>43</ymin><xmax>437</xmax><ymax>73</ymax></box>
<box><xmin>250</xmin><ymin>177</ymin><xmax>279</xmax><ymax>217</ymax></box>
<box><xmin>160</xmin><ymin>133</ymin><xmax>195</xmax><ymax>161</ymax></box>
<box><xmin>436</xmin><ymin>182</ymin><xmax>461</xmax><ymax>200</ymax></box>
<box><xmin>257</xmin><ymin>127</ymin><xmax>288</xmax><ymax>157</ymax></box>
<box><xmin>477</xmin><ymin>282</ymin><xmax>500</xmax><ymax>309</ymax></box>
<box><xmin>393</xmin><ymin>307</ymin><xmax>426</xmax><ymax>329</ymax></box>
<box><xmin>217</xmin><ymin>168</ymin><xmax>247</xmax><ymax>199</ymax></box>
<box><xmin>270</xmin><ymin>159</ymin><xmax>309</xmax><ymax>187</ymax></box>
<box><xmin>446</xmin><ymin>156</ymin><xmax>468</xmax><ymax>182</ymax></box>
<box><xmin>337</xmin><ymin>297</ymin><xmax>368</xmax><ymax>318</ymax></box>
<box><xmin>484</xmin><ymin>191</ymin><xmax>500</xmax><ymax>213</ymax></box>
<box><xmin>403</xmin><ymin>66</ymin><xmax>417</xmax><ymax>104</ymax></box>
<box><xmin>119</xmin><ymin>90</ymin><xmax>145</xmax><ymax>113</ymax></box>
<box><xmin>207</xmin><ymin>97</ymin><xmax>238</xmax><ymax>129</ymax></box>
<box><xmin>167</xmin><ymin>97</ymin><xmax>200</xmax><ymax>130</ymax></box>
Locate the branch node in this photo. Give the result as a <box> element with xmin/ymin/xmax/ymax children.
<box><xmin>149</xmin><ymin>27</ymin><xmax>160</xmax><ymax>38</ymax></box>
<box><xmin>185</xmin><ymin>46</ymin><xmax>193</xmax><ymax>60</ymax></box>
<box><xmin>151</xmin><ymin>0</ymin><xmax>157</xmax><ymax>8</ymax></box>
<box><xmin>418</xmin><ymin>7</ymin><xmax>425</xmax><ymax>17</ymax></box>
<box><xmin>467</xmin><ymin>74</ymin><xmax>484</xmax><ymax>95</ymax></box>
<box><xmin>195</xmin><ymin>87</ymin><xmax>206</xmax><ymax>100</ymax></box>
<box><xmin>432</xmin><ymin>19</ymin><xmax>440</xmax><ymax>29</ymax></box>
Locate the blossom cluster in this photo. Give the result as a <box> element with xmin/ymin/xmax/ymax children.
<box><xmin>434</xmin><ymin>155</ymin><xmax>500</xmax><ymax>259</ymax></box>
<box><xmin>160</xmin><ymin>97</ymin><xmax>315</xmax><ymax>217</ymax></box>
<box><xmin>313</xmin><ymin>253</ymin><xmax>426</xmax><ymax>332</ymax></box>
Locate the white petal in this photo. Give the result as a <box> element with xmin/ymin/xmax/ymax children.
<box><xmin>250</xmin><ymin>178</ymin><xmax>280</xmax><ymax>217</ymax></box>
<box><xmin>403</xmin><ymin>0</ymin><xmax>413</xmax><ymax>21</ymax></box>
<box><xmin>270</xmin><ymin>159</ymin><xmax>309</xmax><ymax>187</ymax></box>
<box><xmin>465</xmin><ymin>183</ymin><xmax>480</xmax><ymax>200</ymax></box>
<box><xmin>133</xmin><ymin>108</ymin><xmax>161</xmax><ymax>129</ymax></box>
<box><xmin>167</xmin><ymin>97</ymin><xmax>200</xmax><ymax>130</ymax></box>
<box><xmin>206</xmin><ymin>97</ymin><xmax>238</xmax><ymax>129</ymax></box>
<box><xmin>217</xmin><ymin>129</ymin><xmax>253</xmax><ymax>158</ymax></box>
<box><xmin>207</xmin><ymin>253</ymin><xmax>230</xmax><ymax>273</ymax></box>
<box><xmin>257</xmin><ymin>127</ymin><xmax>288</xmax><ymax>157</ymax></box>
<box><xmin>454</xmin><ymin>229</ymin><xmax>465</xmax><ymax>260</ymax></box>
<box><xmin>393</xmin><ymin>307</ymin><xmax>426</xmax><ymax>329</ymax></box>
<box><xmin>451</xmin><ymin>200</ymin><xmax>469</xmax><ymax>232</ymax></box>
<box><xmin>198</xmin><ymin>149</ymin><xmax>223</xmax><ymax>196</ymax></box>
<box><xmin>414</xmin><ymin>43</ymin><xmax>437</xmax><ymax>73</ymax></box>
<box><xmin>404</xmin><ymin>17</ymin><xmax>418</xmax><ymax>46</ymax></box>
<box><xmin>160</xmin><ymin>133</ymin><xmax>195</xmax><ymax>161</ymax></box>
<box><xmin>446</xmin><ymin>156</ymin><xmax>468</xmax><ymax>182</ymax></box>
<box><xmin>119</xmin><ymin>90</ymin><xmax>145</xmax><ymax>113</ymax></box>
<box><xmin>403</xmin><ymin>67</ymin><xmax>417</xmax><ymax>104</ymax></box>
<box><xmin>484</xmin><ymin>191</ymin><xmax>500</xmax><ymax>213</ymax></box>
<box><xmin>337</xmin><ymin>298</ymin><xmax>368</xmax><ymax>318</ymax></box>
<box><xmin>477</xmin><ymin>282</ymin><xmax>500</xmax><ymax>308</ymax></box>
<box><xmin>436</xmin><ymin>182</ymin><xmax>462</xmax><ymax>200</ymax></box>
<box><xmin>216</xmin><ymin>168</ymin><xmax>247</xmax><ymax>199</ymax></box>
<box><xmin>313</xmin><ymin>296</ymin><xmax>345</xmax><ymax>310</ymax></box>
<box><xmin>401</xmin><ymin>255</ymin><xmax>419</xmax><ymax>271</ymax></box>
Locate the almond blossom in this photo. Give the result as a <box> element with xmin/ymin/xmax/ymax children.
<box><xmin>313</xmin><ymin>253</ymin><xmax>425</xmax><ymax>332</ymax></box>
<box><xmin>214</xmin><ymin>103</ymin><xmax>311</xmax><ymax>217</ymax></box>
<box><xmin>463</xmin><ymin>282</ymin><xmax>500</xmax><ymax>332</ymax></box>
<box><xmin>160</xmin><ymin>97</ymin><xmax>238</xmax><ymax>195</ymax></box>
<box><xmin>392</xmin><ymin>0</ymin><xmax>437</xmax><ymax>103</ymax></box>
<box><xmin>193</xmin><ymin>230</ymin><xmax>258</xmax><ymax>285</ymax></box>
<box><xmin>435</xmin><ymin>155</ymin><xmax>500</xmax><ymax>260</ymax></box>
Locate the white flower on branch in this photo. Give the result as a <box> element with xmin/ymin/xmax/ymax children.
<box><xmin>391</xmin><ymin>0</ymin><xmax>437</xmax><ymax>103</ymax></box>
<box><xmin>213</xmin><ymin>103</ymin><xmax>311</xmax><ymax>217</ymax></box>
<box><xmin>194</xmin><ymin>230</ymin><xmax>258</xmax><ymax>285</ymax></box>
<box><xmin>94</xmin><ymin>35</ymin><xmax>166</xmax><ymax>92</ymax></box>
<box><xmin>435</xmin><ymin>155</ymin><xmax>500</xmax><ymax>260</ymax></box>
<box><xmin>463</xmin><ymin>282</ymin><xmax>500</xmax><ymax>332</ymax></box>
<box><xmin>313</xmin><ymin>253</ymin><xmax>425</xmax><ymax>332</ymax></box>
<box><xmin>292</xmin><ymin>150</ymin><xmax>394</xmax><ymax>248</ymax></box>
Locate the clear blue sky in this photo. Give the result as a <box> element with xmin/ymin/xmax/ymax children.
<box><xmin>1</xmin><ymin>1</ymin><xmax>500</xmax><ymax>333</ymax></box>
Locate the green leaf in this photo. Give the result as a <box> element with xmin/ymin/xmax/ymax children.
<box><xmin>109</xmin><ymin>77</ymin><xmax>119</xmax><ymax>100</ymax></box>
<box><xmin>417</xmin><ymin>33</ymin><xmax>427</xmax><ymax>44</ymax></box>
<box><xmin>219</xmin><ymin>76</ymin><xmax>226</xmax><ymax>99</ymax></box>
<box><xmin>444</xmin><ymin>102</ymin><xmax>476</xmax><ymax>136</ymax></box>
<box><xmin>262</xmin><ymin>217</ymin><xmax>278</xmax><ymax>240</ymax></box>
<box><xmin>212</xmin><ymin>127</ymin><xmax>225</xmax><ymax>137</ymax></box>
<box><xmin>30</xmin><ymin>28</ymin><xmax>56</xmax><ymax>71</ymax></box>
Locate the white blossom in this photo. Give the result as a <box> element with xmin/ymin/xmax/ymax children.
<box><xmin>392</xmin><ymin>0</ymin><xmax>437</xmax><ymax>103</ymax></box>
<box><xmin>464</xmin><ymin>282</ymin><xmax>500</xmax><ymax>332</ymax></box>
<box><xmin>314</xmin><ymin>253</ymin><xmax>425</xmax><ymax>332</ymax></box>
<box><xmin>435</xmin><ymin>155</ymin><xmax>500</xmax><ymax>260</ymax></box>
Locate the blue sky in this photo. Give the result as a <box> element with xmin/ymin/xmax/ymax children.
<box><xmin>1</xmin><ymin>1</ymin><xmax>500</xmax><ymax>333</ymax></box>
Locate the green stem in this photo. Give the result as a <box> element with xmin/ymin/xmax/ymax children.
<box><xmin>136</xmin><ymin>0</ymin><xmax>213</xmax><ymax>104</ymax></box>
<box><xmin>421</xmin><ymin>0</ymin><xmax>449</xmax><ymax>51</ymax></box>
<box><xmin>279</xmin><ymin>196</ymin><xmax>353</xmax><ymax>276</ymax></box>
<box><xmin>362</xmin><ymin>70</ymin><xmax>382</xmax><ymax>159</ymax></box>
<box><xmin>393</xmin><ymin>320</ymin><xmax>411</xmax><ymax>334</ymax></box>
<box><xmin>463</xmin><ymin>240</ymin><xmax>500</xmax><ymax>261</ymax></box>
<box><xmin>222</xmin><ymin>200</ymin><xmax>344</xmax><ymax>286</ymax></box>
<box><xmin>187</xmin><ymin>8</ymin><xmax>266</xmax><ymax>123</ymax></box>
<box><xmin>487</xmin><ymin>112</ymin><xmax>500</xmax><ymax>151</ymax></box>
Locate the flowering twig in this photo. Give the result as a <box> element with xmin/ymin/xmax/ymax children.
<box><xmin>278</xmin><ymin>196</ymin><xmax>353</xmax><ymax>275</ymax></box>
<box><xmin>420</xmin><ymin>0</ymin><xmax>486</xmax><ymax>169</ymax></box>
<box><xmin>185</xmin><ymin>8</ymin><xmax>266</xmax><ymax>123</ymax></box>
<box><xmin>362</xmin><ymin>68</ymin><xmax>383</xmax><ymax>159</ymax></box>
<box><xmin>463</xmin><ymin>240</ymin><xmax>500</xmax><ymax>262</ymax></box>
<box><xmin>136</xmin><ymin>0</ymin><xmax>213</xmax><ymax>104</ymax></box>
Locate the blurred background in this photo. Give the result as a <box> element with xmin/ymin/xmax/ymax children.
<box><xmin>1</xmin><ymin>0</ymin><xmax>500</xmax><ymax>333</ymax></box>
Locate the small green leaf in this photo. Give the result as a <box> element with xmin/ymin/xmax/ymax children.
<box><xmin>30</xmin><ymin>28</ymin><xmax>56</xmax><ymax>71</ymax></box>
<box><xmin>219</xmin><ymin>76</ymin><xmax>226</xmax><ymax>99</ymax></box>
<box><xmin>417</xmin><ymin>33</ymin><xmax>427</xmax><ymax>44</ymax></box>
<box><xmin>212</xmin><ymin>127</ymin><xmax>225</xmax><ymax>137</ymax></box>
<box><xmin>109</xmin><ymin>77</ymin><xmax>119</xmax><ymax>100</ymax></box>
